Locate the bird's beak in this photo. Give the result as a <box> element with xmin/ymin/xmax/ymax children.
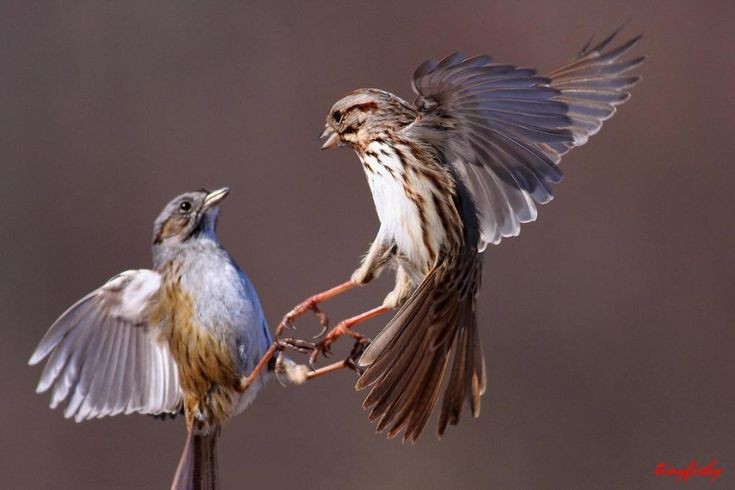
<box><xmin>320</xmin><ymin>127</ymin><xmax>340</xmax><ymax>150</ymax></box>
<box><xmin>203</xmin><ymin>187</ymin><xmax>230</xmax><ymax>208</ymax></box>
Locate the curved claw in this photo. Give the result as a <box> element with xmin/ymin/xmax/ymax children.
<box><xmin>311</xmin><ymin>305</ymin><xmax>330</xmax><ymax>339</ymax></box>
<box><xmin>275</xmin><ymin>301</ymin><xmax>313</xmax><ymax>339</ymax></box>
<box><xmin>322</xmin><ymin>341</ymin><xmax>333</xmax><ymax>358</ymax></box>
<box><xmin>308</xmin><ymin>349</ymin><xmax>320</xmax><ymax>372</ymax></box>
<box><xmin>350</xmin><ymin>337</ymin><xmax>370</xmax><ymax>359</ymax></box>
<box><xmin>278</xmin><ymin>299</ymin><xmax>331</xmax><ymax>340</ymax></box>
<box><xmin>275</xmin><ymin>317</ymin><xmax>297</xmax><ymax>339</ymax></box>
<box><xmin>308</xmin><ymin>338</ymin><xmax>335</xmax><ymax>370</ymax></box>
<box><xmin>274</xmin><ymin>351</ymin><xmax>288</xmax><ymax>387</ymax></box>
<box><xmin>345</xmin><ymin>337</ymin><xmax>371</xmax><ymax>373</ymax></box>
<box><xmin>314</xmin><ymin>305</ymin><xmax>330</xmax><ymax>328</ymax></box>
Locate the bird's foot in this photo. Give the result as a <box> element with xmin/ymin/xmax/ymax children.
<box><xmin>308</xmin><ymin>321</ymin><xmax>367</xmax><ymax>370</ymax></box>
<box><xmin>275</xmin><ymin>298</ymin><xmax>330</xmax><ymax>339</ymax></box>
<box><xmin>345</xmin><ymin>336</ymin><xmax>371</xmax><ymax>373</ymax></box>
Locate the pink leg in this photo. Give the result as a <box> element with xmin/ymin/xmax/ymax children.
<box><xmin>309</xmin><ymin>305</ymin><xmax>390</xmax><ymax>368</ymax></box>
<box><xmin>275</xmin><ymin>280</ymin><xmax>358</xmax><ymax>338</ymax></box>
<box><xmin>305</xmin><ymin>360</ymin><xmax>352</xmax><ymax>380</ymax></box>
<box><xmin>238</xmin><ymin>338</ymin><xmax>315</xmax><ymax>393</ymax></box>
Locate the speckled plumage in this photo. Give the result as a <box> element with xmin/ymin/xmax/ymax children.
<box><xmin>318</xmin><ymin>31</ymin><xmax>643</xmax><ymax>442</ymax></box>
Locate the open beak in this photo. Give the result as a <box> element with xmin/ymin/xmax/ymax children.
<box><xmin>203</xmin><ymin>187</ymin><xmax>230</xmax><ymax>208</ymax></box>
<box><xmin>320</xmin><ymin>127</ymin><xmax>340</xmax><ymax>150</ymax></box>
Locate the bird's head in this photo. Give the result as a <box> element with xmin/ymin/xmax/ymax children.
<box><xmin>320</xmin><ymin>89</ymin><xmax>416</xmax><ymax>150</ymax></box>
<box><xmin>152</xmin><ymin>187</ymin><xmax>230</xmax><ymax>247</ymax></box>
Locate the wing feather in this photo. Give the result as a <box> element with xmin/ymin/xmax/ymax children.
<box><xmin>405</xmin><ymin>31</ymin><xmax>642</xmax><ymax>249</ymax></box>
<box><xmin>29</xmin><ymin>269</ymin><xmax>182</xmax><ymax>421</ymax></box>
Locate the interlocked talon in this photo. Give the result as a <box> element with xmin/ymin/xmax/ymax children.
<box><xmin>309</xmin><ymin>324</ymin><xmax>366</xmax><ymax>369</ymax></box>
<box><xmin>305</xmin><ymin>337</ymin><xmax>371</xmax><ymax>380</ymax></box>
<box><xmin>240</xmin><ymin>334</ymin><xmax>370</xmax><ymax>390</ymax></box>
<box><xmin>238</xmin><ymin>338</ymin><xmax>315</xmax><ymax>393</ymax></box>
<box><xmin>308</xmin><ymin>305</ymin><xmax>389</xmax><ymax>369</ymax></box>
<box><xmin>275</xmin><ymin>280</ymin><xmax>358</xmax><ymax>339</ymax></box>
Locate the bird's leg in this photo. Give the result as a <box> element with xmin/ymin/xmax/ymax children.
<box><xmin>238</xmin><ymin>338</ymin><xmax>315</xmax><ymax>393</ymax></box>
<box><xmin>306</xmin><ymin>244</ymin><xmax>400</xmax><ymax>367</ymax></box>
<box><xmin>275</xmin><ymin>280</ymin><xmax>357</xmax><ymax>339</ymax></box>
<box><xmin>304</xmin><ymin>360</ymin><xmax>352</xmax><ymax>380</ymax></box>
<box><xmin>305</xmin><ymin>338</ymin><xmax>371</xmax><ymax>380</ymax></box>
<box><xmin>381</xmin><ymin>265</ymin><xmax>415</xmax><ymax>310</ymax></box>
<box><xmin>276</xmin><ymin>238</ymin><xmax>393</xmax><ymax>339</ymax></box>
<box><xmin>271</xmin><ymin>337</ymin><xmax>370</xmax><ymax>388</ymax></box>
<box><xmin>309</xmin><ymin>305</ymin><xmax>389</xmax><ymax>368</ymax></box>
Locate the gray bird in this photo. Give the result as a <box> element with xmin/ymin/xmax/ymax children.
<box><xmin>29</xmin><ymin>188</ymin><xmax>273</xmax><ymax>490</ymax></box>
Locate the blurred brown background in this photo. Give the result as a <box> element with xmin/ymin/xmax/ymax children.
<box><xmin>2</xmin><ymin>1</ymin><xmax>733</xmax><ymax>489</ymax></box>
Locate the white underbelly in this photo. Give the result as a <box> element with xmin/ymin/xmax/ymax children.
<box><xmin>360</xmin><ymin>141</ymin><xmax>445</xmax><ymax>270</ymax></box>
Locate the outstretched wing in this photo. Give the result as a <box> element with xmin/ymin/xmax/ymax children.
<box><xmin>29</xmin><ymin>269</ymin><xmax>182</xmax><ymax>421</ymax></box>
<box><xmin>404</xmin><ymin>31</ymin><xmax>643</xmax><ymax>249</ymax></box>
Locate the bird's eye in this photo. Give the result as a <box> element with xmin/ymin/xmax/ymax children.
<box><xmin>332</xmin><ymin>111</ymin><xmax>342</xmax><ymax>123</ymax></box>
<box><xmin>179</xmin><ymin>201</ymin><xmax>192</xmax><ymax>212</ymax></box>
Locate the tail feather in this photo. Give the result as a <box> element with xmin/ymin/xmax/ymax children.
<box><xmin>380</xmin><ymin>330</ymin><xmax>444</xmax><ymax>436</ymax></box>
<box><xmin>171</xmin><ymin>429</ymin><xmax>219</xmax><ymax>490</ymax></box>
<box><xmin>357</xmin><ymin>257</ymin><xmax>486</xmax><ymax>442</ymax></box>
<box><xmin>364</xmin><ymin>331</ymin><xmax>427</xmax><ymax>419</ymax></box>
<box><xmin>358</xmin><ymin>267</ymin><xmax>439</xmax><ymax>373</ymax></box>
<box><xmin>396</xmin><ymin>343</ymin><xmax>451</xmax><ymax>439</ymax></box>
<box><xmin>438</xmin><ymin>297</ymin><xmax>486</xmax><ymax>435</ymax></box>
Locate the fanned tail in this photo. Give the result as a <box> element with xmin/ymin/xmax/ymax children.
<box><xmin>356</xmin><ymin>256</ymin><xmax>486</xmax><ymax>442</ymax></box>
<box><xmin>171</xmin><ymin>429</ymin><xmax>219</xmax><ymax>490</ymax></box>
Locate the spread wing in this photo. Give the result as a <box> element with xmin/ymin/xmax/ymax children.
<box><xmin>29</xmin><ymin>269</ymin><xmax>182</xmax><ymax>421</ymax></box>
<box><xmin>404</xmin><ymin>30</ymin><xmax>643</xmax><ymax>250</ymax></box>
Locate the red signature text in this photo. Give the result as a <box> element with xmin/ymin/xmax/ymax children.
<box><xmin>655</xmin><ymin>460</ymin><xmax>723</xmax><ymax>482</ymax></box>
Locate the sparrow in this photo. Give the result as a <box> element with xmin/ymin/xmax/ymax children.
<box><xmin>280</xmin><ymin>30</ymin><xmax>643</xmax><ymax>442</ymax></box>
<box><xmin>29</xmin><ymin>188</ymin><xmax>275</xmax><ymax>490</ymax></box>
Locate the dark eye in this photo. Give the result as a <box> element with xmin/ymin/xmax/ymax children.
<box><xmin>179</xmin><ymin>201</ymin><xmax>192</xmax><ymax>212</ymax></box>
<box><xmin>332</xmin><ymin>111</ymin><xmax>342</xmax><ymax>123</ymax></box>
